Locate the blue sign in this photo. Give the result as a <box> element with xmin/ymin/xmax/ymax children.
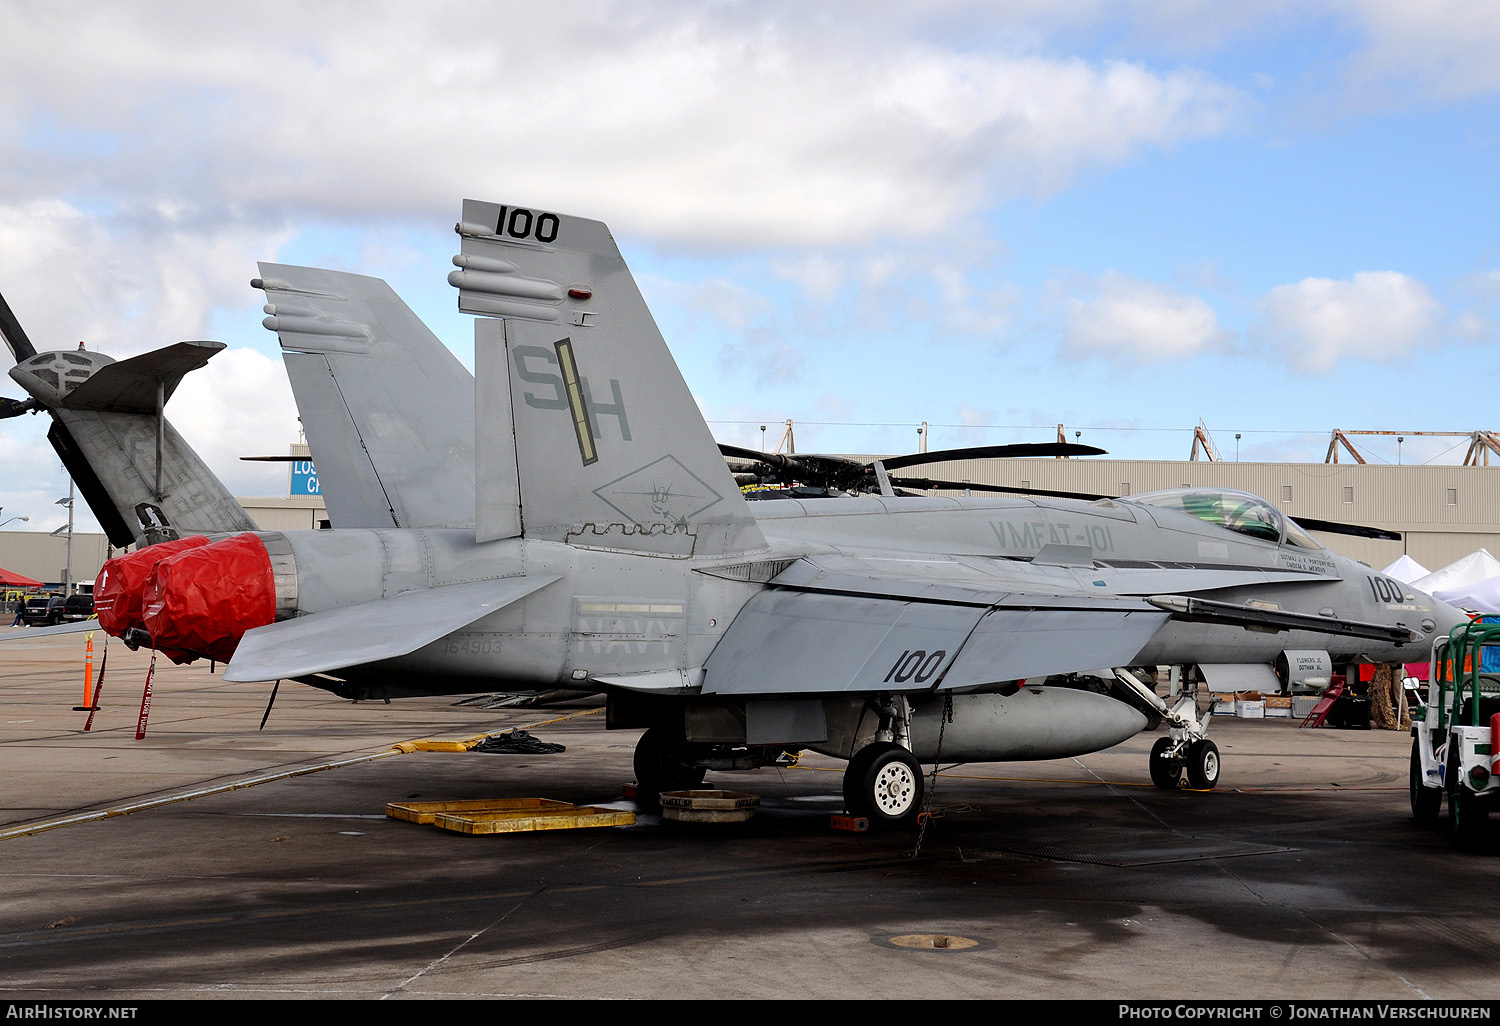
<box><xmin>291</xmin><ymin>460</ymin><xmax>321</xmax><ymax>496</ymax></box>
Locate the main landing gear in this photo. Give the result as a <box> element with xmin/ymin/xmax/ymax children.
<box><xmin>632</xmin><ymin>725</ymin><xmax>706</xmax><ymax>806</ymax></box>
<box><xmin>843</xmin><ymin>741</ymin><xmax>925</xmax><ymax>828</ymax></box>
<box><xmin>841</xmin><ymin>695</ymin><xmax>929</xmax><ymax>829</ymax></box>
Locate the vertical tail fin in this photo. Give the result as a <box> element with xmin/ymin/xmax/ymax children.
<box><xmin>256</xmin><ymin>265</ymin><xmax>476</xmax><ymax>530</ymax></box>
<box><xmin>451</xmin><ymin>200</ymin><xmax>766</xmax><ymax>558</ymax></box>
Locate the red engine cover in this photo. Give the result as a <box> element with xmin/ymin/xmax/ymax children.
<box><xmin>94</xmin><ymin>536</ymin><xmax>211</xmax><ymax>637</ymax></box>
<box><xmin>142</xmin><ymin>533</ymin><xmax>278</xmax><ymax>663</ymax></box>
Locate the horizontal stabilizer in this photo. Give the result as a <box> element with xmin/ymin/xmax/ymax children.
<box><xmin>224</xmin><ymin>575</ymin><xmax>561</xmax><ymax>682</ymax></box>
<box><xmin>61</xmin><ymin>341</ymin><xmax>225</xmax><ymax>413</ymax></box>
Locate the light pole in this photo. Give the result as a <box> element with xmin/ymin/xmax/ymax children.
<box><xmin>0</xmin><ymin>516</ymin><xmax>29</xmax><ymax>529</ymax></box>
<box><xmin>52</xmin><ymin>482</ymin><xmax>74</xmax><ymax>594</ymax></box>
<box><xmin>1235</xmin><ymin>433</ymin><xmax>1241</xmax><ymax>461</ymax></box>
<box><xmin>1398</xmin><ymin>436</ymin><xmax>1404</xmax><ymax>466</ymax></box>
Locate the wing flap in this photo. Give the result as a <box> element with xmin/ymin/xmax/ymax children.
<box><xmin>224</xmin><ymin>575</ymin><xmax>560</xmax><ymax>682</ymax></box>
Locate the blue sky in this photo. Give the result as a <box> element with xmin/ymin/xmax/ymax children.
<box><xmin>2</xmin><ymin>1</ymin><xmax>1498</xmax><ymax>534</ymax></box>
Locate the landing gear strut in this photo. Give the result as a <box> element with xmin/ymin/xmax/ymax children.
<box><xmin>1114</xmin><ymin>668</ymin><xmax>1219</xmax><ymax>791</ymax></box>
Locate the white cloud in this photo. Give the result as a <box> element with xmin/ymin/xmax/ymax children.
<box><xmin>0</xmin><ymin>2</ymin><xmax>1249</xmax><ymax>251</ymax></box>
<box><xmin>1334</xmin><ymin>0</ymin><xmax>1500</xmax><ymax>102</ymax></box>
<box><xmin>1255</xmin><ymin>271</ymin><xmax>1442</xmax><ymax>372</ymax></box>
<box><xmin>166</xmin><ymin>347</ymin><xmax>301</xmax><ymax>498</ymax></box>
<box><xmin>1059</xmin><ymin>271</ymin><xmax>1228</xmax><ymax>361</ymax></box>
<box><xmin>0</xmin><ymin>199</ymin><xmax>291</xmax><ymax>359</ymax></box>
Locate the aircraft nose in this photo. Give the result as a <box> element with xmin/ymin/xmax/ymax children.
<box><xmin>1421</xmin><ymin>591</ymin><xmax>1472</xmax><ymax>644</ymax></box>
<box><xmin>1410</xmin><ymin>588</ymin><xmax>1470</xmax><ymax>645</ymax></box>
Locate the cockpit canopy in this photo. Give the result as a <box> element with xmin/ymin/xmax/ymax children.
<box><xmin>1125</xmin><ymin>488</ymin><xmax>1325</xmax><ymax>549</ymax></box>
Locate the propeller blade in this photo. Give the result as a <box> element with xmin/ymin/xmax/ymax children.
<box><xmin>1289</xmin><ymin>516</ymin><xmax>1402</xmax><ymax>542</ymax></box>
<box><xmin>888</xmin><ymin>476</ymin><xmax>1113</xmax><ymax>501</ymax></box>
<box><xmin>240</xmin><ymin>455</ymin><xmax>302</xmax><ymax>462</ymax></box>
<box><xmin>881</xmin><ymin>442</ymin><xmax>1106</xmax><ymax>471</ymax></box>
<box><xmin>718</xmin><ymin>443</ymin><xmax>785</xmax><ymax>465</ymax></box>
<box><xmin>0</xmin><ymin>288</ymin><xmax>39</xmax><ymax>362</ymax></box>
<box><xmin>0</xmin><ymin>396</ymin><xmax>39</xmax><ymax>420</ymax></box>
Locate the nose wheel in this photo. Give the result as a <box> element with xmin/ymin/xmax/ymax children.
<box><xmin>1148</xmin><ymin>736</ymin><xmax>1220</xmax><ymax>790</ymax></box>
<box><xmin>1185</xmin><ymin>739</ymin><xmax>1220</xmax><ymax>789</ymax></box>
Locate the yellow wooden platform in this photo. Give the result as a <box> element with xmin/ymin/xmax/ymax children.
<box><xmin>386</xmin><ymin>797</ymin><xmax>635</xmax><ymax>834</ymax></box>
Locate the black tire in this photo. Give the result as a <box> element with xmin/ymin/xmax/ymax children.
<box><xmin>1411</xmin><ymin>740</ymin><xmax>1442</xmax><ymax>826</ymax></box>
<box><xmin>1185</xmin><ymin>739</ymin><xmax>1220</xmax><ymax>790</ymax></box>
<box><xmin>633</xmin><ymin>726</ymin><xmax>705</xmax><ymax>807</ymax></box>
<box><xmin>1448</xmin><ymin>749</ymin><xmax>1489</xmax><ymax>849</ymax></box>
<box><xmin>843</xmin><ymin>741</ymin><xmax>924</xmax><ymax>829</ymax></box>
<box><xmin>1149</xmin><ymin>736</ymin><xmax>1181</xmax><ymax>789</ymax></box>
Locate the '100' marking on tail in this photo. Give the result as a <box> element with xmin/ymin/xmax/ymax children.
<box><xmin>494</xmin><ymin>205</ymin><xmax>560</xmax><ymax>244</ymax></box>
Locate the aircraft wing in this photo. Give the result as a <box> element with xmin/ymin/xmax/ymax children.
<box><xmin>223</xmin><ymin>575</ymin><xmax>561</xmax><ymax>682</ymax></box>
<box><xmin>702</xmin><ymin>556</ymin><xmax>1171</xmax><ymax>696</ymax></box>
<box><xmin>699</xmin><ymin>552</ymin><xmax>1392</xmax><ymax>697</ymax></box>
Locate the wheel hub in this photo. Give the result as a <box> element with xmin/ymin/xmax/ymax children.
<box><xmin>874</xmin><ymin>763</ymin><xmax>916</xmax><ymax>814</ymax></box>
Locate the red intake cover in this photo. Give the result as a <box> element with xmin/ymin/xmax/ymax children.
<box><xmin>94</xmin><ymin>536</ymin><xmax>211</xmax><ymax>637</ymax></box>
<box><xmin>142</xmin><ymin>533</ymin><xmax>277</xmax><ymax>663</ymax></box>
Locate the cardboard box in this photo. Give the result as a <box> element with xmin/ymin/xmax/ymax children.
<box><xmin>1212</xmin><ymin>691</ymin><xmax>1237</xmax><ymax>715</ymax></box>
<box><xmin>1264</xmin><ymin>695</ymin><xmax>1293</xmax><ymax>718</ymax></box>
<box><xmin>1235</xmin><ymin>691</ymin><xmax>1265</xmax><ymax>718</ymax></box>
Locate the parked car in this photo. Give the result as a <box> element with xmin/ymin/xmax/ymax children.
<box><xmin>20</xmin><ymin>595</ymin><xmax>66</xmax><ymax>626</ymax></box>
<box><xmin>62</xmin><ymin>594</ymin><xmax>94</xmax><ymax>621</ymax></box>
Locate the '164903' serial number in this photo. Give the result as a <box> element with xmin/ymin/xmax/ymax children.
<box><xmin>445</xmin><ymin>638</ymin><xmax>501</xmax><ymax>655</ymax></box>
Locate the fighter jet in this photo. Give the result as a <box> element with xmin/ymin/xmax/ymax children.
<box><xmin>1</xmin><ymin>200</ymin><xmax>1468</xmax><ymax>827</ymax></box>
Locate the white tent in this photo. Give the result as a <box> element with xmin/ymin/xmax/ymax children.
<box><xmin>1433</xmin><ymin>577</ymin><xmax>1500</xmax><ymax>615</ymax></box>
<box><xmin>1413</xmin><ymin>549</ymin><xmax>1500</xmax><ymax>614</ymax></box>
<box><xmin>1381</xmin><ymin>554</ymin><xmax>1430</xmax><ymax>584</ymax></box>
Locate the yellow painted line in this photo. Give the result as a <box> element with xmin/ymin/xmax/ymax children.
<box><xmin>0</xmin><ymin>751</ymin><xmax>402</xmax><ymax>840</ymax></box>
<box><xmin>395</xmin><ymin>705</ymin><xmax>604</xmax><ymax>752</ymax></box>
<box><xmin>1</xmin><ymin>708</ymin><xmax>603</xmax><ymax>840</ymax></box>
<box><xmin>794</xmin><ymin>762</ymin><xmax>1390</xmax><ymax>792</ymax></box>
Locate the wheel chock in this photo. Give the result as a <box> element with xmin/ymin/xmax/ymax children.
<box><xmin>658</xmin><ymin>789</ymin><xmax>758</xmax><ymax>824</ymax></box>
<box><xmin>831</xmin><ymin>814</ymin><xmax>869</xmax><ymax>832</ymax></box>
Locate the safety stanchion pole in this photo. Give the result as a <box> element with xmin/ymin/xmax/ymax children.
<box><xmin>74</xmin><ymin>631</ymin><xmax>97</xmax><ymax>711</ymax></box>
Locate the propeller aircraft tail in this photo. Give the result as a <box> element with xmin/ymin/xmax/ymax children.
<box><xmin>5</xmin><ymin>339</ymin><xmax>257</xmax><ymax>548</ymax></box>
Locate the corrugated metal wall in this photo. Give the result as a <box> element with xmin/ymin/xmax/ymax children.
<box><xmin>1</xmin><ymin>463</ymin><xmax>1494</xmax><ymax>585</ymax></box>
<box><xmin>869</xmin><ymin>458</ymin><xmax>1500</xmax><ymax>570</ymax></box>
